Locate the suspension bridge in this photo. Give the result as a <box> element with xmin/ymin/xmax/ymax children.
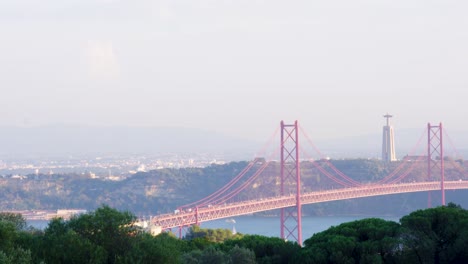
<box><xmin>151</xmin><ymin>121</ymin><xmax>468</xmax><ymax>245</ymax></box>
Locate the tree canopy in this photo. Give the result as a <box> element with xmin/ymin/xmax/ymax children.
<box><xmin>400</xmin><ymin>202</ymin><xmax>468</xmax><ymax>264</ymax></box>
<box><xmin>2</xmin><ymin>203</ymin><xmax>468</xmax><ymax>263</ymax></box>
<box><xmin>296</xmin><ymin>218</ymin><xmax>401</xmax><ymax>264</ymax></box>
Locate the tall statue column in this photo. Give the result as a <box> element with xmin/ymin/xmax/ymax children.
<box><xmin>382</xmin><ymin>114</ymin><xmax>396</xmax><ymax>162</ymax></box>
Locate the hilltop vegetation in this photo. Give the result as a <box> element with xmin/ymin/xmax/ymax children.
<box><xmin>0</xmin><ymin>159</ymin><xmax>467</xmax><ymax>215</ymax></box>
<box><xmin>1</xmin><ymin>204</ymin><xmax>468</xmax><ymax>263</ymax></box>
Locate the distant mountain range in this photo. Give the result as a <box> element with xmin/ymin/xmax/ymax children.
<box><xmin>1</xmin><ymin>125</ymin><xmax>467</xmax><ymax>160</ymax></box>
<box><xmin>0</xmin><ymin>125</ymin><xmax>258</xmax><ymax>160</ymax></box>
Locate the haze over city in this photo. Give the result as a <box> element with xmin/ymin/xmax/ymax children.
<box><xmin>3</xmin><ymin>3</ymin><xmax>468</xmax><ymax>262</ymax></box>
<box><xmin>1</xmin><ymin>0</ymin><xmax>467</xmax><ymax>150</ymax></box>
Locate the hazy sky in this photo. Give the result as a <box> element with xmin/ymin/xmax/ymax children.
<box><xmin>1</xmin><ymin>0</ymin><xmax>467</xmax><ymax>141</ymax></box>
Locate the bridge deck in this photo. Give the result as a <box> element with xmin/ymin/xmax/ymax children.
<box><xmin>151</xmin><ymin>181</ymin><xmax>468</xmax><ymax>229</ymax></box>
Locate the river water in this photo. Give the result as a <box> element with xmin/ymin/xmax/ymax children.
<box><xmin>201</xmin><ymin>215</ymin><xmax>401</xmax><ymax>241</ymax></box>
<box><xmin>28</xmin><ymin>215</ymin><xmax>401</xmax><ymax>242</ymax></box>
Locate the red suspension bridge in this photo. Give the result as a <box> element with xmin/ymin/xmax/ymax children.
<box><xmin>151</xmin><ymin>121</ymin><xmax>468</xmax><ymax>246</ymax></box>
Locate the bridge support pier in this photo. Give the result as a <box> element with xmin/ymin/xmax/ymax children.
<box><xmin>280</xmin><ymin>121</ymin><xmax>302</xmax><ymax>246</ymax></box>
<box><xmin>428</xmin><ymin>123</ymin><xmax>445</xmax><ymax>206</ymax></box>
<box><xmin>178</xmin><ymin>226</ymin><xmax>183</xmax><ymax>239</ymax></box>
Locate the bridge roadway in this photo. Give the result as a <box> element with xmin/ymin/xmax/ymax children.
<box><xmin>151</xmin><ymin>181</ymin><xmax>468</xmax><ymax>230</ymax></box>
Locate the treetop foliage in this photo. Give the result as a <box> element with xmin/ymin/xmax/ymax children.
<box><xmin>0</xmin><ymin>212</ymin><xmax>27</xmax><ymax>230</ymax></box>
<box><xmin>2</xmin><ymin>203</ymin><xmax>468</xmax><ymax>263</ymax></box>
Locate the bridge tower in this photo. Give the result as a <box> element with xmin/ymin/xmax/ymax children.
<box><xmin>427</xmin><ymin>123</ymin><xmax>445</xmax><ymax>206</ymax></box>
<box><xmin>280</xmin><ymin>121</ymin><xmax>302</xmax><ymax>246</ymax></box>
<box><xmin>382</xmin><ymin>114</ymin><xmax>396</xmax><ymax>162</ymax></box>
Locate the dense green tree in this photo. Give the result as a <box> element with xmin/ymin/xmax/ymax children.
<box><xmin>296</xmin><ymin>218</ymin><xmax>401</xmax><ymax>264</ymax></box>
<box><xmin>185</xmin><ymin>225</ymin><xmax>241</xmax><ymax>243</ymax></box>
<box><xmin>15</xmin><ymin>229</ymin><xmax>44</xmax><ymax>263</ymax></box>
<box><xmin>199</xmin><ymin>246</ymin><xmax>229</xmax><ymax>264</ymax></box>
<box><xmin>182</xmin><ymin>246</ymin><xmax>228</xmax><ymax>264</ymax></box>
<box><xmin>34</xmin><ymin>205</ymin><xmax>140</xmax><ymax>264</ymax></box>
<box><xmin>40</xmin><ymin>218</ymin><xmax>106</xmax><ymax>264</ymax></box>
<box><xmin>0</xmin><ymin>212</ymin><xmax>27</xmax><ymax>230</ymax></box>
<box><xmin>222</xmin><ymin>235</ymin><xmax>300</xmax><ymax>264</ymax></box>
<box><xmin>67</xmin><ymin>205</ymin><xmax>139</xmax><ymax>263</ymax></box>
<box><xmin>182</xmin><ymin>243</ymin><xmax>256</xmax><ymax>264</ymax></box>
<box><xmin>186</xmin><ymin>236</ymin><xmax>215</xmax><ymax>252</ymax></box>
<box><xmin>0</xmin><ymin>214</ymin><xmax>34</xmax><ymax>264</ymax></box>
<box><xmin>4</xmin><ymin>203</ymin><xmax>468</xmax><ymax>264</ymax></box>
<box><xmin>182</xmin><ymin>249</ymin><xmax>203</xmax><ymax>264</ymax></box>
<box><xmin>228</xmin><ymin>245</ymin><xmax>256</xmax><ymax>264</ymax></box>
<box><xmin>0</xmin><ymin>221</ymin><xmax>17</xmax><ymax>251</ymax></box>
<box><xmin>121</xmin><ymin>232</ymin><xmax>186</xmax><ymax>264</ymax></box>
<box><xmin>0</xmin><ymin>247</ymin><xmax>32</xmax><ymax>264</ymax></box>
<box><xmin>400</xmin><ymin>203</ymin><xmax>468</xmax><ymax>264</ymax></box>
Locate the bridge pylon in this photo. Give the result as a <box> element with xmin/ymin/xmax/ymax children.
<box><xmin>280</xmin><ymin>121</ymin><xmax>302</xmax><ymax>246</ymax></box>
<box><xmin>427</xmin><ymin>122</ymin><xmax>445</xmax><ymax>206</ymax></box>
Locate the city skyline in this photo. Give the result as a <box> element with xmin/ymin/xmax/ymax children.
<box><xmin>1</xmin><ymin>1</ymin><xmax>467</xmax><ymax>142</ymax></box>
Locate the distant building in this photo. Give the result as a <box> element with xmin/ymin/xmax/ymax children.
<box><xmin>137</xmin><ymin>164</ymin><xmax>146</xmax><ymax>172</ymax></box>
<box><xmin>382</xmin><ymin>114</ymin><xmax>396</xmax><ymax>162</ymax></box>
